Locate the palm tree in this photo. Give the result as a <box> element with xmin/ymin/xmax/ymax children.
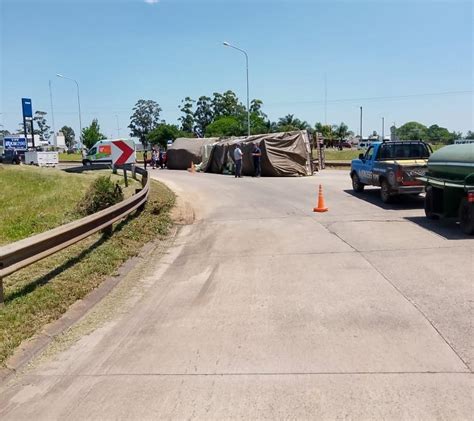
<box><xmin>277</xmin><ymin>114</ymin><xmax>311</xmax><ymax>132</ymax></box>
<box><xmin>335</xmin><ymin>122</ymin><xmax>349</xmax><ymax>147</ymax></box>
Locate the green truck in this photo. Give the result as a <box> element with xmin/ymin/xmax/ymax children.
<box><xmin>418</xmin><ymin>143</ymin><xmax>474</xmax><ymax>234</ymax></box>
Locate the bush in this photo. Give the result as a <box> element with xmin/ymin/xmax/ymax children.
<box><xmin>76</xmin><ymin>176</ymin><xmax>123</xmax><ymax>216</ymax></box>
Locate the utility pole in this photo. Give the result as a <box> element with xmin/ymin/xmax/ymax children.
<box><xmin>382</xmin><ymin>117</ymin><xmax>385</xmax><ymax>140</ymax></box>
<box><xmin>115</xmin><ymin>115</ymin><xmax>120</xmax><ymax>138</ymax></box>
<box><xmin>49</xmin><ymin>80</ymin><xmax>56</xmax><ymax>144</ymax></box>
<box><xmin>324</xmin><ymin>73</ymin><xmax>327</xmax><ymax>124</ymax></box>
<box><xmin>359</xmin><ymin>106</ymin><xmax>363</xmax><ymax>139</ymax></box>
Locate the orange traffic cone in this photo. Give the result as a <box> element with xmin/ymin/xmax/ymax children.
<box><xmin>313</xmin><ymin>184</ymin><xmax>328</xmax><ymax>212</ymax></box>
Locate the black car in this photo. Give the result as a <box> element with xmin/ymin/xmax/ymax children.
<box><xmin>0</xmin><ymin>150</ymin><xmax>23</xmax><ymax>164</ymax></box>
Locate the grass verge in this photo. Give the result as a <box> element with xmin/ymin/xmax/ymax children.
<box><xmin>59</xmin><ymin>152</ymin><xmax>147</xmax><ymax>162</ymax></box>
<box><xmin>318</xmin><ymin>143</ymin><xmax>446</xmax><ymax>161</ymax></box>
<box><xmin>0</xmin><ymin>165</ymin><xmax>140</xmax><ymax>245</ymax></box>
<box><xmin>0</xmin><ymin>178</ymin><xmax>175</xmax><ymax>366</ymax></box>
<box><xmin>58</xmin><ymin>153</ymin><xmax>82</xmax><ymax>161</ymax></box>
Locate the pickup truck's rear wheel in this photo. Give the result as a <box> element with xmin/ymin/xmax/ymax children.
<box><xmin>458</xmin><ymin>198</ymin><xmax>474</xmax><ymax>235</ymax></box>
<box><xmin>424</xmin><ymin>186</ymin><xmax>439</xmax><ymax>220</ymax></box>
<box><xmin>351</xmin><ymin>173</ymin><xmax>364</xmax><ymax>193</ymax></box>
<box><xmin>380</xmin><ymin>180</ymin><xmax>393</xmax><ymax>203</ymax></box>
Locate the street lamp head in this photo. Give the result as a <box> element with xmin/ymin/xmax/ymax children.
<box><xmin>223</xmin><ymin>41</ymin><xmax>230</xmax><ymax>46</ymax></box>
<box><xmin>56</xmin><ymin>73</ymin><xmax>64</xmax><ymax>78</ymax></box>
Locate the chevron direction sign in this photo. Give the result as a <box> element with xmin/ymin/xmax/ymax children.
<box><xmin>111</xmin><ymin>140</ymin><xmax>136</xmax><ymax>165</ymax></box>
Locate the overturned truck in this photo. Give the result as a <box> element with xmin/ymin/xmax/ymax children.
<box><xmin>207</xmin><ymin>131</ymin><xmax>312</xmax><ymax>177</ymax></box>
<box><xmin>166</xmin><ymin>137</ymin><xmax>219</xmax><ymax>170</ymax></box>
<box><xmin>168</xmin><ymin>131</ymin><xmax>313</xmax><ymax>177</ymax></box>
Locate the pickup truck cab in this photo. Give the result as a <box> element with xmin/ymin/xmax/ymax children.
<box><xmin>350</xmin><ymin>141</ymin><xmax>431</xmax><ymax>203</ymax></box>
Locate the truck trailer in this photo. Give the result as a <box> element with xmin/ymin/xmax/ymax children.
<box><xmin>418</xmin><ymin>143</ymin><xmax>474</xmax><ymax>235</ymax></box>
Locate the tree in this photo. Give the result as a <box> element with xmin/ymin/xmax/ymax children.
<box><xmin>60</xmin><ymin>125</ymin><xmax>75</xmax><ymax>149</ymax></box>
<box><xmin>129</xmin><ymin>99</ymin><xmax>162</xmax><ymax>147</ymax></box>
<box><xmin>194</xmin><ymin>96</ymin><xmax>213</xmax><ymax>137</ymax></box>
<box><xmin>249</xmin><ymin>113</ymin><xmax>270</xmax><ymax>135</ymax></box>
<box><xmin>33</xmin><ymin>111</ymin><xmax>52</xmax><ymax>142</ymax></box>
<box><xmin>178</xmin><ymin>97</ymin><xmax>195</xmax><ymax>133</ymax></box>
<box><xmin>315</xmin><ymin>122</ymin><xmax>336</xmax><ymax>147</ymax></box>
<box><xmin>147</xmin><ymin>124</ymin><xmax>182</xmax><ymax>148</ymax></box>
<box><xmin>396</xmin><ymin>121</ymin><xmax>428</xmax><ymax>140</ymax></box>
<box><xmin>334</xmin><ymin>122</ymin><xmax>349</xmax><ymax>145</ymax></box>
<box><xmin>277</xmin><ymin>114</ymin><xmax>310</xmax><ymax>132</ymax></box>
<box><xmin>426</xmin><ymin>124</ymin><xmax>454</xmax><ymax>144</ymax></box>
<box><xmin>212</xmin><ymin>90</ymin><xmax>245</xmax><ymax>118</ymax></box>
<box><xmin>466</xmin><ymin>130</ymin><xmax>474</xmax><ymax>139</ymax></box>
<box><xmin>82</xmin><ymin>119</ymin><xmax>106</xmax><ymax>149</ymax></box>
<box><xmin>0</xmin><ymin>129</ymin><xmax>10</xmax><ymax>137</ymax></box>
<box><xmin>249</xmin><ymin>99</ymin><xmax>267</xmax><ymax>119</ymax></box>
<box><xmin>205</xmin><ymin>116</ymin><xmax>243</xmax><ymax>137</ymax></box>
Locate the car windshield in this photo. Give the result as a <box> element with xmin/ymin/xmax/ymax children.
<box><xmin>378</xmin><ymin>143</ymin><xmax>430</xmax><ymax>160</ymax></box>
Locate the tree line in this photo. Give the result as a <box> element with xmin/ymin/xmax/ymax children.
<box><xmin>3</xmin><ymin>91</ymin><xmax>473</xmax><ymax>150</ymax></box>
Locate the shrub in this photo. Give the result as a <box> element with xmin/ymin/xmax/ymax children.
<box><xmin>76</xmin><ymin>176</ymin><xmax>123</xmax><ymax>216</ymax></box>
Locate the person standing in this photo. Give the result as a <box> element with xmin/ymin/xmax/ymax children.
<box><xmin>234</xmin><ymin>144</ymin><xmax>243</xmax><ymax>178</ymax></box>
<box><xmin>143</xmin><ymin>149</ymin><xmax>148</xmax><ymax>170</ymax></box>
<box><xmin>158</xmin><ymin>149</ymin><xmax>164</xmax><ymax>169</ymax></box>
<box><xmin>151</xmin><ymin>148</ymin><xmax>158</xmax><ymax>169</ymax></box>
<box><xmin>252</xmin><ymin>143</ymin><xmax>262</xmax><ymax>177</ymax></box>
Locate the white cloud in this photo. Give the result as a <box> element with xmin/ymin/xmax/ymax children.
<box><xmin>144</xmin><ymin>0</ymin><xmax>159</xmax><ymax>4</ymax></box>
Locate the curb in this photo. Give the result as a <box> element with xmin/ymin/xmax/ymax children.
<box><xmin>0</xmin><ymin>186</ymin><xmax>193</xmax><ymax>384</ymax></box>
<box><xmin>0</xmin><ymin>241</ymin><xmax>155</xmax><ymax>383</ymax></box>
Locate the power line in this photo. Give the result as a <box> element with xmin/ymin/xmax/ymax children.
<box><xmin>264</xmin><ymin>90</ymin><xmax>473</xmax><ymax>107</ymax></box>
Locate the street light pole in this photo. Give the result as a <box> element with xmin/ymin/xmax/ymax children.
<box><xmin>49</xmin><ymin>80</ymin><xmax>56</xmax><ymax>144</ymax></box>
<box><xmin>223</xmin><ymin>41</ymin><xmax>250</xmax><ymax>137</ymax></box>
<box><xmin>359</xmin><ymin>106</ymin><xmax>363</xmax><ymax>139</ymax></box>
<box><xmin>56</xmin><ymin>73</ymin><xmax>82</xmax><ymax>148</ymax></box>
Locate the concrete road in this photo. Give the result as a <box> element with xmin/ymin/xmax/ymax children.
<box><xmin>1</xmin><ymin>170</ymin><xmax>472</xmax><ymax>419</ymax></box>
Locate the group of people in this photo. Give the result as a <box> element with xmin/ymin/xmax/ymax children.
<box><xmin>233</xmin><ymin>143</ymin><xmax>262</xmax><ymax>178</ymax></box>
<box><xmin>144</xmin><ymin>148</ymin><xmax>166</xmax><ymax>170</ymax></box>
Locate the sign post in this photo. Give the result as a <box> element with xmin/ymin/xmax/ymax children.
<box><xmin>21</xmin><ymin>98</ymin><xmax>34</xmax><ymax>148</ymax></box>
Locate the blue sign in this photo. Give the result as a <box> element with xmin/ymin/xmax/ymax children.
<box><xmin>22</xmin><ymin>98</ymin><xmax>33</xmax><ymax>119</ymax></box>
<box><xmin>4</xmin><ymin>136</ymin><xmax>27</xmax><ymax>150</ymax></box>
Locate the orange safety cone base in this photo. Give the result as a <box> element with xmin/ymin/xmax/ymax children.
<box><xmin>313</xmin><ymin>207</ymin><xmax>328</xmax><ymax>212</ymax></box>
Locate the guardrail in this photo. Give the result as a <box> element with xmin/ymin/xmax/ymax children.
<box><xmin>0</xmin><ymin>166</ymin><xmax>149</xmax><ymax>304</ymax></box>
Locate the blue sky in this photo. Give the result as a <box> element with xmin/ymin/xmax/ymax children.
<box><xmin>1</xmin><ymin>0</ymin><xmax>473</xmax><ymax>138</ymax></box>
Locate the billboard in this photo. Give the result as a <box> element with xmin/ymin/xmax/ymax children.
<box><xmin>4</xmin><ymin>135</ymin><xmax>28</xmax><ymax>150</ymax></box>
<box><xmin>22</xmin><ymin>98</ymin><xmax>33</xmax><ymax>120</ymax></box>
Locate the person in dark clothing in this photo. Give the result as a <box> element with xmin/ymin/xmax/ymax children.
<box><xmin>252</xmin><ymin>144</ymin><xmax>262</xmax><ymax>177</ymax></box>
<box><xmin>158</xmin><ymin>149</ymin><xmax>164</xmax><ymax>169</ymax></box>
<box><xmin>143</xmin><ymin>150</ymin><xmax>148</xmax><ymax>170</ymax></box>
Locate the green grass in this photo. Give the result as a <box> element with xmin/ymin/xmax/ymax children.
<box><xmin>59</xmin><ymin>152</ymin><xmax>82</xmax><ymax>161</ymax></box>
<box><xmin>0</xmin><ymin>166</ymin><xmax>140</xmax><ymax>245</ymax></box>
<box><xmin>0</xmin><ymin>178</ymin><xmax>175</xmax><ymax>366</ymax></box>
<box><xmin>316</xmin><ymin>143</ymin><xmax>446</xmax><ymax>161</ymax></box>
<box><xmin>0</xmin><ymin>166</ymin><xmax>92</xmax><ymax>244</ymax></box>
<box><xmin>59</xmin><ymin>152</ymin><xmax>147</xmax><ymax>162</ymax></box>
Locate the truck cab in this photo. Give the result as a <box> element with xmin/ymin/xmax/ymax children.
<box><xmin>350</xmin><ymin>141</ymin><xmax>431</xmax><ymax>203</ymax></box>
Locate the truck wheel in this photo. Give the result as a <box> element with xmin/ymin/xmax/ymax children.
<box><xmin>351</xmin><ymin>173</ymin><xmax>364</xmax><ymax>192</ymax></box>
<box><xmin>380</xmin><ymin>180</ymin><xmax>393</xmax><ymax>203</ymax></box>
<box><xmin>458</xmin><ymin>198</ymin><xmax>474</xmax><ymax>235</ymax></box>
<box><xmin>424</xmin><ymin>186</ymin><xmax>439</xmax><ymax>220</ymax></box>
